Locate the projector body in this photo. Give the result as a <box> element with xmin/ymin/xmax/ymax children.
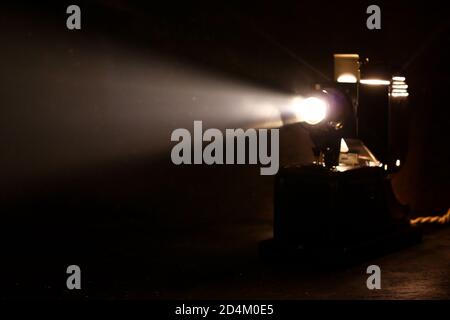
<box><xmin>260</xmin><ymin>164</ymin><xmax>421</xmax><ymax>264</ymax></box>
<box><xmin>260</xmin><ymin>54</ymin><xmax>420</xmax><ymax>264</ymax></box>
<box><xmin>274</xmin><ymin>165</ymin><xmax>396</xmax><ymax>247</ymax></box>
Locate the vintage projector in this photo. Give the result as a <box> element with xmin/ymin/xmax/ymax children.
<box><xmin>260</xmin><ymin>54</ymin><xmax>421</xmax><ymax>265</ymax></box>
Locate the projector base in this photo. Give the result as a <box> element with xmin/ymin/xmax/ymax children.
<box><xmin>261</xmin><ymin>164</ymin><xmax>422</xmax><ymax>267</ymax></box>
<box><xmin>259</xmin><ymin>225</ymin><xmax>422</xmax><ymax>267</ymax></box>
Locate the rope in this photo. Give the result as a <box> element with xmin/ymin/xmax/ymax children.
<box><xmin>410</xmin><ymin>208</ymin><xmax>450</xmax><ymax>226</ymax></box>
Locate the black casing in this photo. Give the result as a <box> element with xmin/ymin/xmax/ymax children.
<box><xmin>274</xmin><ymin>165</ymin><xmax>411</xmax><ymax>250</ymax></box>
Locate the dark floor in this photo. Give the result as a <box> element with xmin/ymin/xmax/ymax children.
<box><xmin>2</xmin><ymin>213</ymin><xmax>449</xmax><ymax>299</ymax></box>
<box><xmin>116</xmin><ymin>226</ymin><xmax>450</xmax><ymax>300</ymax></box>
<box><xmin>155</xmin><ymin>227</ymin><xmax>450</xmax><ymax>300</ymax></box>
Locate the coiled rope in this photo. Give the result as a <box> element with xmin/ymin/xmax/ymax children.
<box><xmin>410</xmin><ymin>208</ymin><xmax>450</xmax><ymax>226</ymax></box>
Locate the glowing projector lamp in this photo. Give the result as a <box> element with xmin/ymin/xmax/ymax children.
<box><xmin>337</xmin><ymin>73</ymin><xmax>357</xmax><ymax>83</ymax></box>
<box><xmin>293</xmin><ymin>97</ymin><xmax>328</xmax><ymax>125</ymax></box>
<box><xmin>334</xmin><ymin>53</ymin><xmax>360</xmax><ymax>83</ymax></box>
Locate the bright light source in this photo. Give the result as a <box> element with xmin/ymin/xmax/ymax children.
<box><xmin>334</xmin><ymin>53</ymin><xmax>360</xmax><ymax>83</ymax></box>
<box><xmin>340</xmin><ymin>138</ymin><xmax>349</xmax><ymax>153</ymax></box>
<box><xmin>334</xmin><ymin>54</ymin><xmax>360</xmax><ymax>58</ymax></box>
<box><xmin>384</xmin><ymin>164</ymin><xmax>388</xmax><ymax>171</ymax></box>
<box><xmin>390</xmin><ymin>76</ymin><xmax>408</xmax><ymax>98</ymax></box>
<box><xmin>392</xmin><ymin>84</ymin><xmax>408</xmax><ymax>89</ymax></box>
<box><xmin>337</xmin><ymin>73</ymin><xmax>358</xmax><ymax>83</ymax></box>
<box><xmin>360</xmin><ymin>79</ymin><xmax>391</xmax><ymax>86</ymax></box>
<box><xmin>396</xmin><ymin>159</ymin><xmax>401</xmax><ymax>167</ymax></box>
<box><xmin>293</xmin><ymin>97</ymin><xmax>328</xmax><ymax>125</ymax></box>
<box><xmin>391</xmin><ymin>92</ymin><xmax>409</xmax><ymax>97</ymax></box>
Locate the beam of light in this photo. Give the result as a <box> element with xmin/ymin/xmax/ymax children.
<box><xmin>360</xmin><ymin>79</ymin><xmax>391</xmax><ymax>86</ymax></box>
<box><xmin>1</xmin><ymin>14</ymin><xmax>301</xmax><ymax>195</ymax></box>
<box><xmin>337</xmin><ymin>73</ymin><xmax>357</xmax><ymax>83</ymax></box>
<box><xmin>410</xmin><ymin>208</ymin><xmax>450</xmax><ymax>225</ymax></box>
<box><xmin>392</xmin><ymin>76</ymin><xmax>406</xmax><ymax>81</ymax></box>
<box><xmin>395</xmin><ymin>159</ymin><xmax>401</xmax><ymax>167</ymax></box>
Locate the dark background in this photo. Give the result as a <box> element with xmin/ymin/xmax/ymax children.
<box><xmin>0</xmin><ymin>1</ymin><xmax>449</xmax><ymax>298</ymax></box>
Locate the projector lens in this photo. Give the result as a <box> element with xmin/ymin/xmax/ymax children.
<box><xmin>294</xmin><ymin>96</ymin><xmax>328</xmax><ymax>125</ymax></box>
